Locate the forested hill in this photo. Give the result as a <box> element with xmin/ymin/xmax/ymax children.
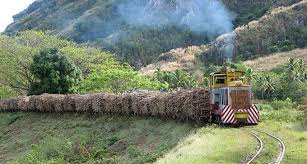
<box><xmin>4</xmin><ymin>0</ymin><xmax>302</xmax><ymax>68</ymax></box>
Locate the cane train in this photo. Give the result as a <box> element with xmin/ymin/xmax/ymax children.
<box><xmin>209</xmin><ymin>68</ymin><xmax>259</xmax><ymax>125</ymax></box>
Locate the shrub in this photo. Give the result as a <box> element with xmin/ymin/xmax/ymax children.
<box><xmin>269</xmin><ymin>98</ymin><xmax>295</xmax><ymax>110</ymax></box>
<box><xmin>258</xmin><ymin>104</ymin><xmax>274</xmax><ymax>111</ymax></box>
<box><xmin>268</xmin><ymin>46</ymin><xmax>279</xmax><ymax>53</ymax></box>
<box><xmin>155</xmin><ymin>69</ymin><xmax>197</xmax><ymax>90</ymax></box>
<box><xmin>0</xmin><ymin>86</ymin><xmax>18</xmax><ymax>99</ymax></box>
<box><xmin>79</xmin><ymin>65</ymin><xmax>166</xmax><ymax>94</ymax></box>
<box><xmin>15</xmin><ymin>137</ymin><xmax>118</xmax><ymax>164</ymax></box>
<box><xmin>259</xmin><ymin>99</ymin><xmax>303</xmax><ymax>122</ymax></box>
<box><xmin>29</xmin><ymin>48</ymin><xmax>82</xmax><ymax>95</ymax></box>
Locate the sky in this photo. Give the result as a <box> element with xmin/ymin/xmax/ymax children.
<box><xmin>0</xmin><ymin>0</ymin><xmax>35</xmax><ymax>32</ymax></box>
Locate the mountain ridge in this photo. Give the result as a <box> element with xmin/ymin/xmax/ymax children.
<box><xmin>4</xmin><ymin>0</ymin><xmax>304</xmax><ymax>68</ymax></box>
<box><xmin>141</xmin><ymin>0</ymin><xmax>307</xmax><ymax>75</ymax></box>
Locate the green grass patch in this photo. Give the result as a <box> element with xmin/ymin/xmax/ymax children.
<box><xmin>155</xmin><ymin>126</ymin><xmax>255</xmax><ymax>164</ymax></box>
<box><xmin>246</xmin><ymin>101</ymin><xmax>307</xmax><ymax>164</ymax></box>
<box><xmin>251</xmin><ymin>122</ymin><xmax>307</xmax><ymax>164</ymax></box>
<box><xmin>0</xmin><ymin>112</ymin><xmax>196</xmax><ymax>164</ymax></box>
<box><xmin>250</xmin><ymin>130</ymin><xmax>280</xmax><ymax>164</ymax></box>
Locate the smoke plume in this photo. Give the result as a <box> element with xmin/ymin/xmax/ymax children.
<box><xmin>118</xmin><ymin>0</ymin><xmax>234</xmax><ymax>39</ymax></box>
<box><xmin>214</xmin><ymin>32</ymin><xmax>236</xmax><ymax>60</ymax></box>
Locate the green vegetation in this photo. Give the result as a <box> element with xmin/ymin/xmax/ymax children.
<box><xmin>29</xmin><ymin>48</ymin><xmax>82</xmax><ymax>95</ymax></box>
<box><xmin>2</xmin><ymin>99</ymin><xmax>305</xmax><ymax>164</ymax></box>
<box><xmin>234</xmin><ymin>1</ymin><xmax>307</xmax><ymax>61</ymax></box>
<box><xmin>199</xmin><ymin>1</ymin><xmax>307</xmax><ymax>66</ymax></box>
<box><xmin>258</xmin><ymin>98</ymin><xmax>303</xmax><ymax>122</ymax></box>
<box><xmin>245</xmin><ymin>99</ymin><xmax>307</xmax><ymax>164</ymax></box>
<box><xmin>5</xmin><ymin>0</ymin><xmax>210</xmax><ymax>67</ymax></box>
<box><xmin>156</xmin><ymin>127</ymin><xmax>255</xmax><ymax>164</ymax></box>
<box><xmin>0</xmin><ymin>31</ymin><xmax>166</xmax><ymax>97</ymax></box>
<box><xmin>0</xmin><ymin>112</ymin><xmax>196</xmax><ymax>163</ymax></box>
<box><xmin>0</xmin><ymin>31</ymin><xmax>85</xmax><ymax>96</ymax></box>
<box><xmin>79</xmin><ymin>65</ymin><xmax>166</xmax><ymax>94</ymax></box>
<box><xmin>223</xmin><ymin>0</ymin><xmax>302</xmax><ymax>27</ymax></box>
<box><xmin>154</xmin><ymin>69</ymin><xmax>197</xmax><ymax>90</ymax></box>
<box><xmin>252</xmin><ymin>58</ymin><xmax>307</xmax><ymax>101</ymax></box>
<box><xmin>98</xmin><ymin>26</ymin><xmax>208</xmax><ymax>67</ymax></box>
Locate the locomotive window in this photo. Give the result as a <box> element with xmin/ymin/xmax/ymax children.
<box><xmin>215</xmin><ymin>76</ymin><xmax>225</xmax><ymax>84</ymax></box>
<box><xmin>216</xmin><ymin>79</ymin><xmax>225</xmax><ymax>84</ymax></box>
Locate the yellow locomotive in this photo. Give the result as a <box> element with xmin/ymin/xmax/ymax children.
<box><xmin>209</xmin><ymin>68</ymin><xmax>259</xmax><ymax>124</ymax></box>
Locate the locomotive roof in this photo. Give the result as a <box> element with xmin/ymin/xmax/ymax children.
<box><xmin>210</xmin><ymin>70</ymin><xmax>245</xmax><ymax>76</ymax></box>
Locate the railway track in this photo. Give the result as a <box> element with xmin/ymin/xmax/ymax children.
<box><xmin>246</xmin><ymin>130</ymin><xmax>285</xmax><ymax>164</ymax></box>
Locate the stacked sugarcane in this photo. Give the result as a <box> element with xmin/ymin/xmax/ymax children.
<box><xmin>0</xmin><ymin>89</ymin><xmax>211</xmax><ymax>123</ymax></box>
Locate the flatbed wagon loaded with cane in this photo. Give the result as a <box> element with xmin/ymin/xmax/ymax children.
<box><xmin>0</xmin><ymin>68</ymin><xmax>258</xmax><ymax>126</ymax></box>
<box><xmin>208</xmin><ymin>68</ymin><xmax>259</xmax><ymax>125</ymax></box>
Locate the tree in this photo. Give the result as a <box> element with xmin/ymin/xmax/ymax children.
<box><xmin>28</xmin><ymin>48</ymin><xmax>82</xmax><ymax>95</ymax></box>
<box><xmin>256</xmin><ymin>75</ymin><xmax>275</xmax><ymax>99</ymax></box>
<box><xmin>246</xmin><ymin>68</ymin><xmax>254</xmax><ymax>83</ymax></box>
<box><xmin>155</xmin><ymin>69</ymin><xmax>197</xmax><ymax>89</ymax></box>
<box><xmin>79</xmin><ymin>65</ymin><xmax>165</xmax><ymax>94</ymax></box>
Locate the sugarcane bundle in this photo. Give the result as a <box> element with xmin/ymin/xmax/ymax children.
<box><xmin>0</xmin><ymin>89</ymin><xmax>211</xmax><ymax>123</ymax></box>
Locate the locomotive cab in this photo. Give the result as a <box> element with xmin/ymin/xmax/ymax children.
<box><xmin>209</xmin><ymin>68</ymin><xmax>259</xmax><ymax>124</ymax></box>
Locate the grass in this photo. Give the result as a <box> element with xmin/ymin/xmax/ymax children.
<box><xmin>244</xmin><ymin>101</ymin><xmax>307</xmax><ymax>164</ymax></box>
<box><xmin>155</xmin><ymin>126</ymin><xmax>255</xmax><ymax>164</ymax></box>
<box><xmin>0</xmin><ymin>112</ymin><xmax>196</xmax><ymax>164</ymax></box>
<box><xmin>255</xmin><ymin>122</ymin><xmax>307</xmax><ymax>164</ymax></box>
<box><xmin>249</xmin><ymin>130</ymin><xmax>280</xmax><ymax>164</ymax></box>
<box><xmin>0</xmin><ymin>100</ymin><xmax>306</xmax><ymax>164</ymax></box>
<box><xmin>244</xmin><ymin>120</ymin><xmax>307</xmax><ymax>164</ymax></box>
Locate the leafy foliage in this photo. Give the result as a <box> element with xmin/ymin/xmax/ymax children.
<box><xmin>29</xmin><ymin>48</ymin><xmax>82</xmax><ymax>95</ymax></box>
<box><xmin>79</xmin><ymin>65</ymin><xmax>166</xmax><ymax>94</ymax></box>
<box><xmin>15</xmin><ymin>137</ymin><xmax>117</xmax><ymax>164</ymax></box>
<box><xmin>99</xmin><ymin>26</ymin><xmax>209</xmax><ymax>68</ymax></box>
<box><xmin>0</xmin><ymin>31</ymin><xmax>166</xmax><ymax>97</ymax></box>
<box><xmin>0</xmin><ymin>31</ymin><xmax>72</xmax><ymax>96</ymax></box>
<box><xmin>223</xmin><ymin>0</ymin><xmax>302</xmax><ymax>27</ymax></box>
<box><xmin>258</xmin><ymin>99</ymin><xmax>303</xmax><ymax>122</ymax></box>
<box><xmin>0</xmin><ymin>86</ymin><xmax>19</xmax><ymax>99</ymax></box>
<box><xmin>155</xmin><ymin>69</ymin><xmax>197</xmax><ymax>90</ymax></box>
<box><xmin>252</xmin><ymin>58</ymin><xmax>307</xmax><ymax>102</ymax></box>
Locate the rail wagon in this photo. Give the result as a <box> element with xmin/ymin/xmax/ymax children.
<box><xmin>209</xmin><ymin>68</ymin><xmax>259</xmax><ymax>125</ymax></box>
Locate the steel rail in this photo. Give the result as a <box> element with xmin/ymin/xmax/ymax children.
<box><xmin>253</xmin><ymin>130</ymin><xmax>286</xmax><ymax>164</ymax></box>
<box><xmin>246</xmin><ymin>131</ymin><xmax>264</xmax><ymax>164</ymax></box>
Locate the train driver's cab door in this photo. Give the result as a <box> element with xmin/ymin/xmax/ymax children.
<box><xmin>219</xmin><ymin>88</ymin><xmax>228</xmax><ymax>110</ymax></box>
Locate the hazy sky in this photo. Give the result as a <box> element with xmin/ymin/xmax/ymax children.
<box><xmin>0</xmin><ymin>0</ymin><xmax>35</xmax><ymax>32</ymax></box>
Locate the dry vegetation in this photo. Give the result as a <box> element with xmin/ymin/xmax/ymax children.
<box><xmin>0</xmin><ymin>89</ymin><xmax>211</xmax><ymax>123</ymax></box>
<box><xmin>140</xmin><ymin>46</ymin><xmax>206</xmax><ymax>76</ymax></box>
<box><xmin>244</xmin><ymin>48</ymin><xmax>307</xmax><ymax>71</ymax></box>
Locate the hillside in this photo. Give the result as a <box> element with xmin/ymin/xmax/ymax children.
<box><xmin>244</xmin><ymin>48</ymin><xmax>307</xmax><ymax>72</ymax></box>
<box><xmin>0</xmin><ymin>112</ymin><xmax>196</xmax><ymax>163</ymax></box>
<box><xmin>4</xmin><ymin>0</ymin><xmax>302</xmax><ymax>68</ymax></box>
<box><xmin>141</xmin><ymin>0</ymin><xmax>307</xmax><ymax>74</ymax></box>
<box><xmin>202</xmin><ymin>0</ymin><xmax>307</xmax><ymax>64</ymax></box>
<box><xmin>140</xmin><ymin>46</ymin><xmax>205</xmax><ymax>76</ymax></box>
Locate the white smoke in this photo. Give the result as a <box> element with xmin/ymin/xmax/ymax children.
<box><xmin>215</xmin><ymin>32</ymin><xmax>236</xmax><ymax>60</ymax></box>
<box><xmin>118</xmin><ymin>0</ymin><xmax>234</xmax><ymax>39</ymax></box>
